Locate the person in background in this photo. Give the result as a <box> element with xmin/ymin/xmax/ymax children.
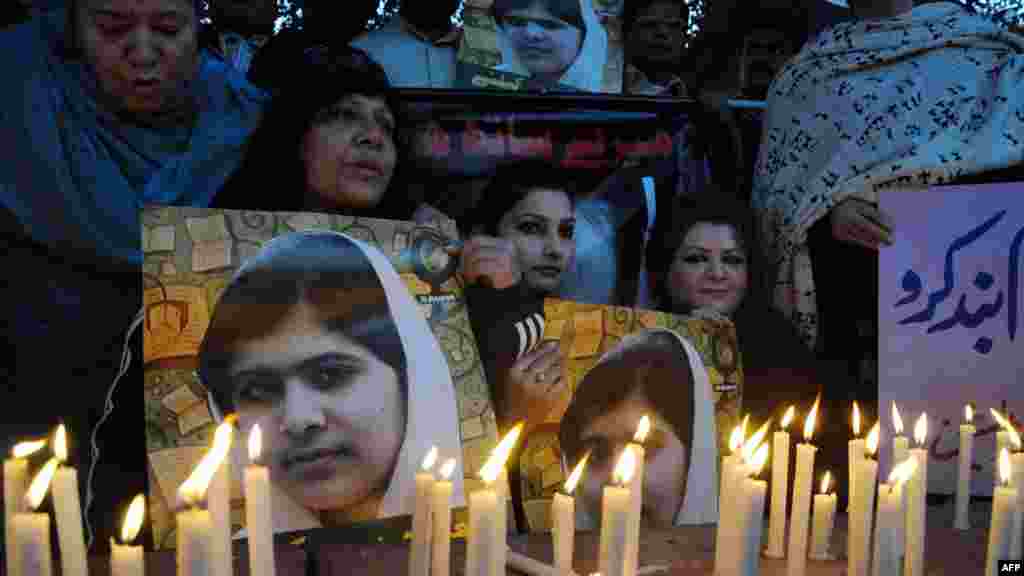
<box><xmin>350</xmin><ymin>0</ymin><xmax>462</xmax><ymax>88</ymax></box>
<box><xmin>1</xmin><ymin>0</ymin><xmax>31</xmax><ymax>27</ymax></box>
<box><xmin>622</xmin><ymin>0</ymin><xmax>688</xmax><ymax>96</ymax></box>
<box><xmin>200</xmin><ymin>0</ymin><xmax>277</xmax><ymax>75</ymax></box>
<box><xmin>0</xmin><ymin>0</ymin><xmax>265</xmax><ymax>552</ymax></box>
<box><xmin>214</xmin><ymin>45</ymin><xmax>426</xmax><ymax>220</ymax></box>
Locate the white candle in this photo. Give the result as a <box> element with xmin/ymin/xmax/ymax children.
<box><xmin>50</xmin><ymin>426</ymin><xmax>88</xmax><ymax>576</ymax></box>
<box><xmin>554</xmin><ymin>454</ymin><xmax>589</xmax><ymax>574</ymax></box>
<box><xmin>955</xmin><ymin>405</ymin><xmax>976</xmax><ymax>531</ymax></box>
<box><xmin>111</xmin><ymin>495</ymin><xmax>146</xmax><ymax>576</ymax></box>
<box><xmin>738</xmin><ymin>444</ymin><xmax>769</xmax><ymax>576</ymax></box>
<box><xmin>714</xmin><ymin>424</ymin><xmax>745</xmax><ymax>575</ymax></box>
<box><xmin>987</xmin><ymin>449</ymin><xmax>1018</xmax><ymax>576</ymax></box>
<box><xmin>6</xmin><ymin>440</ymin><xmax>45</xmax><ymax>576</ymax></box>
<box><xmin>210</xmin><ymin>454</ymin><xmax>232</xmax><ymax>576</ymax></box>
<box><xmin>432</xmin><ymin>458</ymin><xmax>456</xmax><ymax>576</ymax></box>
<box><xmin>467</xmin><ymin>424</ymin><xmax>522</xmax><ymax>576</ymax></box>
<box><xmin>809</xmin><ymin>472</ymin><xmax>836</xmax><ymax>560</ymax></box>
<box><xmin>176</xmin><ymin>422</ymin><xmax>232</xmax><ymax>576</ymax></box>
<box><xmin>244</xmin><ymin>425</ymin><xmax>274</xmax><ymax>576</ymax></box>
<box><xmin>1011</xmin><ymin>451</ymin><xmax>1024</xmax><ymax>560</ymax></box>
<box><xmin>410</xmin><ymin>446</ymin><xmax>437</xmax><ymax>576</ymax></box>
<box><xmin>850</xmin><ymin>424</ymin><xmax>879</xmax><ymax>576</ymax></box>
<box><xmin>767</xmin><ymin>406</ymin><xmax>796</xmax><ymax>559</ymax></box>
<box><xmin>904</xmin><ymin>414</ymin><xmax>929</xmax><ymax>576</ymax></box>
<box><xmin>15</xmin><ymin>458</ymin><xmax>58</xmax><ymax>576</ymax></box>
<box><xmin>847</xmin><ymin>403</ymin><xmax>864</xmax><ymax>567</ymax></box>
<box><xmin>599</xmin><ymin>449</ymin><xmax>635</xmax><ymax>576</ymax></box>
<box><xmin>997</xmin><ymin>431</ymin><xmax>1012</xmax><ymax>484</ymax></box>
<box><xmin>873</xmin><ymin>459</ymin><xmax>916</xmax><ymax>576</ymax></box>
<box><xmin>625</xmin><ymin>416</ymin><xmax>649</xmax><ymax>576</ymax></box>
<box><xmin>787</xmin><ymin>399</ymin><xmax>819</xmax><ymax>576</ymax></box>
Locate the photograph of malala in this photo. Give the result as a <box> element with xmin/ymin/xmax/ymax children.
<box><xmin>513</xmin><ymin>301</ymin><xmax>743</xmax><ymax>532</ymax></box>
<box><xmin>140</xmin><ymin>206</ymin><xmax>500</xmax><ymax>549</ymax></box>
<box><xmin>456</xmin><ymin>0</ymin><xmax>624</xmax><ymax>93</ymax></box>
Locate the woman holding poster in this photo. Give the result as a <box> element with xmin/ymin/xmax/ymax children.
<box><xmin>198</xmin><ymin>230</ymin><xmax>465</xmax><ymax>531</ymax></box>
<box><xmin>558</xmin><ymin>328</ymin><xmax>719</xmax><ymax>527</ymax></box>
<box><xmin>491</xmin><ymin>0</ymin><xmax>608</xmax><ymax>92</ymax></box>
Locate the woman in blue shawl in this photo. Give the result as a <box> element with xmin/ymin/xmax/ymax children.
<box><xmin>0</xmin><ymin>0</ymin><xmax>264</xmax><ymax>553</ymax></box>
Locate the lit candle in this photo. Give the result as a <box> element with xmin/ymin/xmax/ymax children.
<box><xmin>955</xmin><ymin>404</ymin><xmax>976</xmax><ymax>531</ymax></box>
<box><xmin>997</xmin><ymin>430</ymin><xmax>1012</xmax><ymax>486</ymax></box>
<box><xmin>244</xmin><ymin>425</ymin><xmax>274</xmax><ymax>576</ymax></box>
<box><xmin>767</xmin><ymin>406</ymin><xmax>796</xmax><ymax>559</ymax></box>
<box><xmin>5</xmin><ymin>439</ymin><xmax>46</xmax><ymax>576</ymax></box>
<box><xmin>14</xmin><ymin>457</ymin><xmax>58</xmax><ymax>576</ymax></box>
<box><xmin>994</xmin><ymin>416</ymin><xmax>1024</xmax><ymax>559</ymax></box>
<box><xmin>431</xmin><ymin>458</ymin><xmax>457</xmax><ymax>576</ymax></box>
<box><xmin>786</xmin><ymin>397</ymin><xmax>819</xmax><ymax>576</ymax></box>
<box><xmin>847</xmin><ymin>402</ymin><xmax>864</xmax><ymax>565</ymax></box>
<box><xmin>466</xmin><ymin>423</ymin><xmax>522</xmax><ymax>576</ymax></box>
<box><xmin>850</xmin><ymin>423</ymin><xmax>879</xmax><ymax>576</ymax></box>
<box><xmin>625</xmin><ymin>416</ymin><xmax>650</xmax><ymax>576</ymax></box>
<box><xmin>410</xmin><ymin>445</ymin><xmax>438</xmax><ymax>576</ymax></box>
<box><xmin>738</xmin><ymin>443</ymin><xmax>769</xmax><ymax>576</ymax></box>
<box><xmin>176</xmin><ymin>422</ymin><xmax>233</xmax><ymax>576</ymax></box>
<box><xmin>892</xmin><ymin>403</ymin><xmax>909</xmax><ymax>466</ymax></box>
<box><xmin>599</xmin><ymin>448</ymin><xmax>635</xmax><ymax>576</ymax></box>
<box><xmin>553</xmin><ymin>453</ymin><xmax>589</xmax><ymax>574</ymax></box>
<box><xmin>873</xmin><ymin>459</ymin><xmax>916</xmax><ymax>576</ymax></box>
<box><xmin>51</xmin><ymin>425</ymin><xmax>88</xmax><ymax>576</ymax></box>
<box><xmin>209</xmin><ymin>422</ymin><xmax>233</xmax><ymax>576</ymax></box>
<box><xmin>809</xmin><ymin>472</ymin><xmax>836</xmax><ymax>561</ymax></box>
<box><xmin>904</xmin><ymin>414</ymin><xmax>929</xmax><ymax>576</ymax></box>
<box><xmin>730</xmin><ymin>420</ymin><xmax>770</xmax><ymax>574</ymax></box>
<box><xmin>986</xmin><ymin>449</ymin><xmax>1018</xmax><ymax>576</ymax></box>
<box><xmin>714</xmin><ymin>422</ymin><xmax>746</xmax><ymax>575</ymax></box>
<box><xmin>111</xmin><ymin>494</ymin><xmax>146</xmax><ymax>576</ymax></box>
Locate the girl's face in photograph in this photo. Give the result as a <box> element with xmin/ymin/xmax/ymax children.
<box><xmin>577</xmin><ymin>394</ymin><xmax>687</xmax><ymax>528</ymax></box>
<box><xmin>668</xmin><ymin>222</ymin><xmax>749</xmax><ymax>317</ymax></box>
<box><xmin>302</xmin><ymin>94</ymin><xmax>398</xmax><ymax>211</ymax></box>
<box><xmin>501</xmin><ymin>2</ymin><xmax>583</xmax><ymax>78</ymax></box>
<box><xmin>228</xmin><ymin>302</ymin><xmax>405</xmax><ymax>512</ymax></box>
<box><xmin>496</xmin><ymin>187</ymin><xmax>576</xmax><ymax>296</ymax></box>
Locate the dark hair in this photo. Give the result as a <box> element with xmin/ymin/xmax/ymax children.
<box><xmin>621</xmin><ymin>0</ymin><xmax>688</xmax><ymax>36</ymax></box>
<box><xmin>558</xmin><ymin>331</ymin><xmax>695</xmax><ymax>470</ymax></box>
<box><xmin>492</xmin><ymin>0</ymin><xmax>585</xmax><ymax>31</ymax></box>
<box><xmin>645</xmin><ymin>190</ymin><xmax>768</xmax><ymax>315</ymax></box>
<box><xmin>217</xmin><ymin>45</ymin><xmax>415</xmax><ymax>219</ymax></box>
<box><xmin>461</xmin><ymin>160</ymin><xmax>579</xmax><ymax>238</ymax></box>
<box><xmin>197</xmin><ymin>232</ymin><xmax>408</xmax><ymax>416</ymax></box>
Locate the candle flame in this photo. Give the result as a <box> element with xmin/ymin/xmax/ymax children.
<box><xmin>178</xmin><ymin>422</ymin><xmax>233</xmax><ymax>506</ymax></box>
<box><xmin>992</xmin><ymin>409</ymin><xmax>1021</xmax><ymax>449</ymax></box>
<box><xmin>120</xmin><ymin>494</ymin><xmax>146</xmax><ymax>544</ymax></box>
<box><xmin>852</xmin><ymin>402</ymin><xmax>861</xmax><ymax>437</ymax></box>
<box><xmin>913</xmin><ymin>413</ymin><xmax>927</xmax><ymax>446</ymax></box>
<box><xmin>780</xmin><ymin>406</ymin><xmax>795</xmax><ymax>430</ymax></box>
<box><xmin>728</xmin><ymin>425</ymin><xmax>744</xmax><ymax>454</ymax></box>
<box><xmin>742</xmin><ymin>421</ymin><xmax>771</xmax><ymax>463</ymax></box>
<box><xmin>248</xmin><ymin>424</ymin><xmax>262</xmax><ymax>462</ymax></box>
<box><xmin>421</xmin><ymin>446</ymin><xmax>439</xmax><ymax>471</ymax></box>
<box><xmin>11</xmin><ymin>439</ymin><xmax>47</xmax><ymax>459</ymax></box>
<box><xmin>740</xmin><ymin>414</ymin><xmax>750</xmax><ymax>442</ymax></box>
<box><xmin>1000</xmin><ymin>448</ymin><xmax>1012</xmax><ymax>485</ymax></box>
<box><xmin>54</xmin><ymin>424</ymin><xmax>68</xmax><ymax>463</ymax></box>
<box><xmin>866</xmin><ymin>422</ymin><xmax>880</xmax><ymax>456</ymax></box>
<box><xmin>748</xmin><ymin>443</ymin><xmax>769</xmax><ymax>477</ymax></box>
<box><xmin>888</xmin><ymin>457</ymin><xmax>917</xmax><ymax>489</ymax></box>
<box><xmin>613</xmin><ymin>447</ymin><xmax>637</xmax><ymax>485</ymax></box>
<box><xmin>634</xmin><ymin>415</ymin><xmax>651</xmax><ymax>443</ymax></box>
<box><xmin>803</xmin><ymin>397</ymin><xmax>819</xmax><ymax>442</ymax></box>
<box><xmin>820</xmin><ymin>471</ymin><xmax>832</xmax><ymax>494</ymax></box>
<box><xmin>892</xmin><ymin>402</ymin><xmax>904</xmax><ymax>435</ymax></box>
<box><xmin>964</xmin><ymin>404</ymin><xmax>974</xmax><ymax>424</ymax></box>
<box><xmin>480</xmin><ymin>423</ymin><xmax>523</xmax><ymax>485</ymax></box>
<box><xmin>25</xmin><ymin>458</ymin><xmax>59</xmax><ymax>511</ymax></box>
<box><xmin>439</xmin><ymin>458</ymin><xmax>457</xmax><ymax>480</ymax></box>
<box><xmin>564</xmin><ymin>452</ymin><xmax>590</xmax><ymax>494</ymax></box>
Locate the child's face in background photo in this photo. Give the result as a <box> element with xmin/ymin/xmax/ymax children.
<box><xmin>228</xmin><ymin>302</ymin><xmax>405</xmax><ymax>512</ymax></box>
<box><xmin>501</xmin><ymin>2</ymin><xmax>583</xmax><ymax>78</ymax></box>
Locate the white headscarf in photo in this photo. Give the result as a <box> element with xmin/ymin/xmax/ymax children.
<box><xmin>495</xmin><ymin>0</ymin><xmax>609</xmax><ymax>92</ymax></box>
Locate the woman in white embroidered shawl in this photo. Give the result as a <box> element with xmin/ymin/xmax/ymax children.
<box><xmin>753</xmin><ymin>1</ymin><xmax>1024</xmax><ymax>354</ymax></box>
<box><xmin>558</xmin><ymin>328</ymin><xmax>718</xmax><ymax>528</ymax></box>
<box><xmin>491</xmin><ymin>0</ymin><xmax>609</xmax><ymax>92</ymax></box>
<box><xmin>199</xmin><ymin>230</ymin><xmax>465</xmax><ymax>533</ymax></box>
